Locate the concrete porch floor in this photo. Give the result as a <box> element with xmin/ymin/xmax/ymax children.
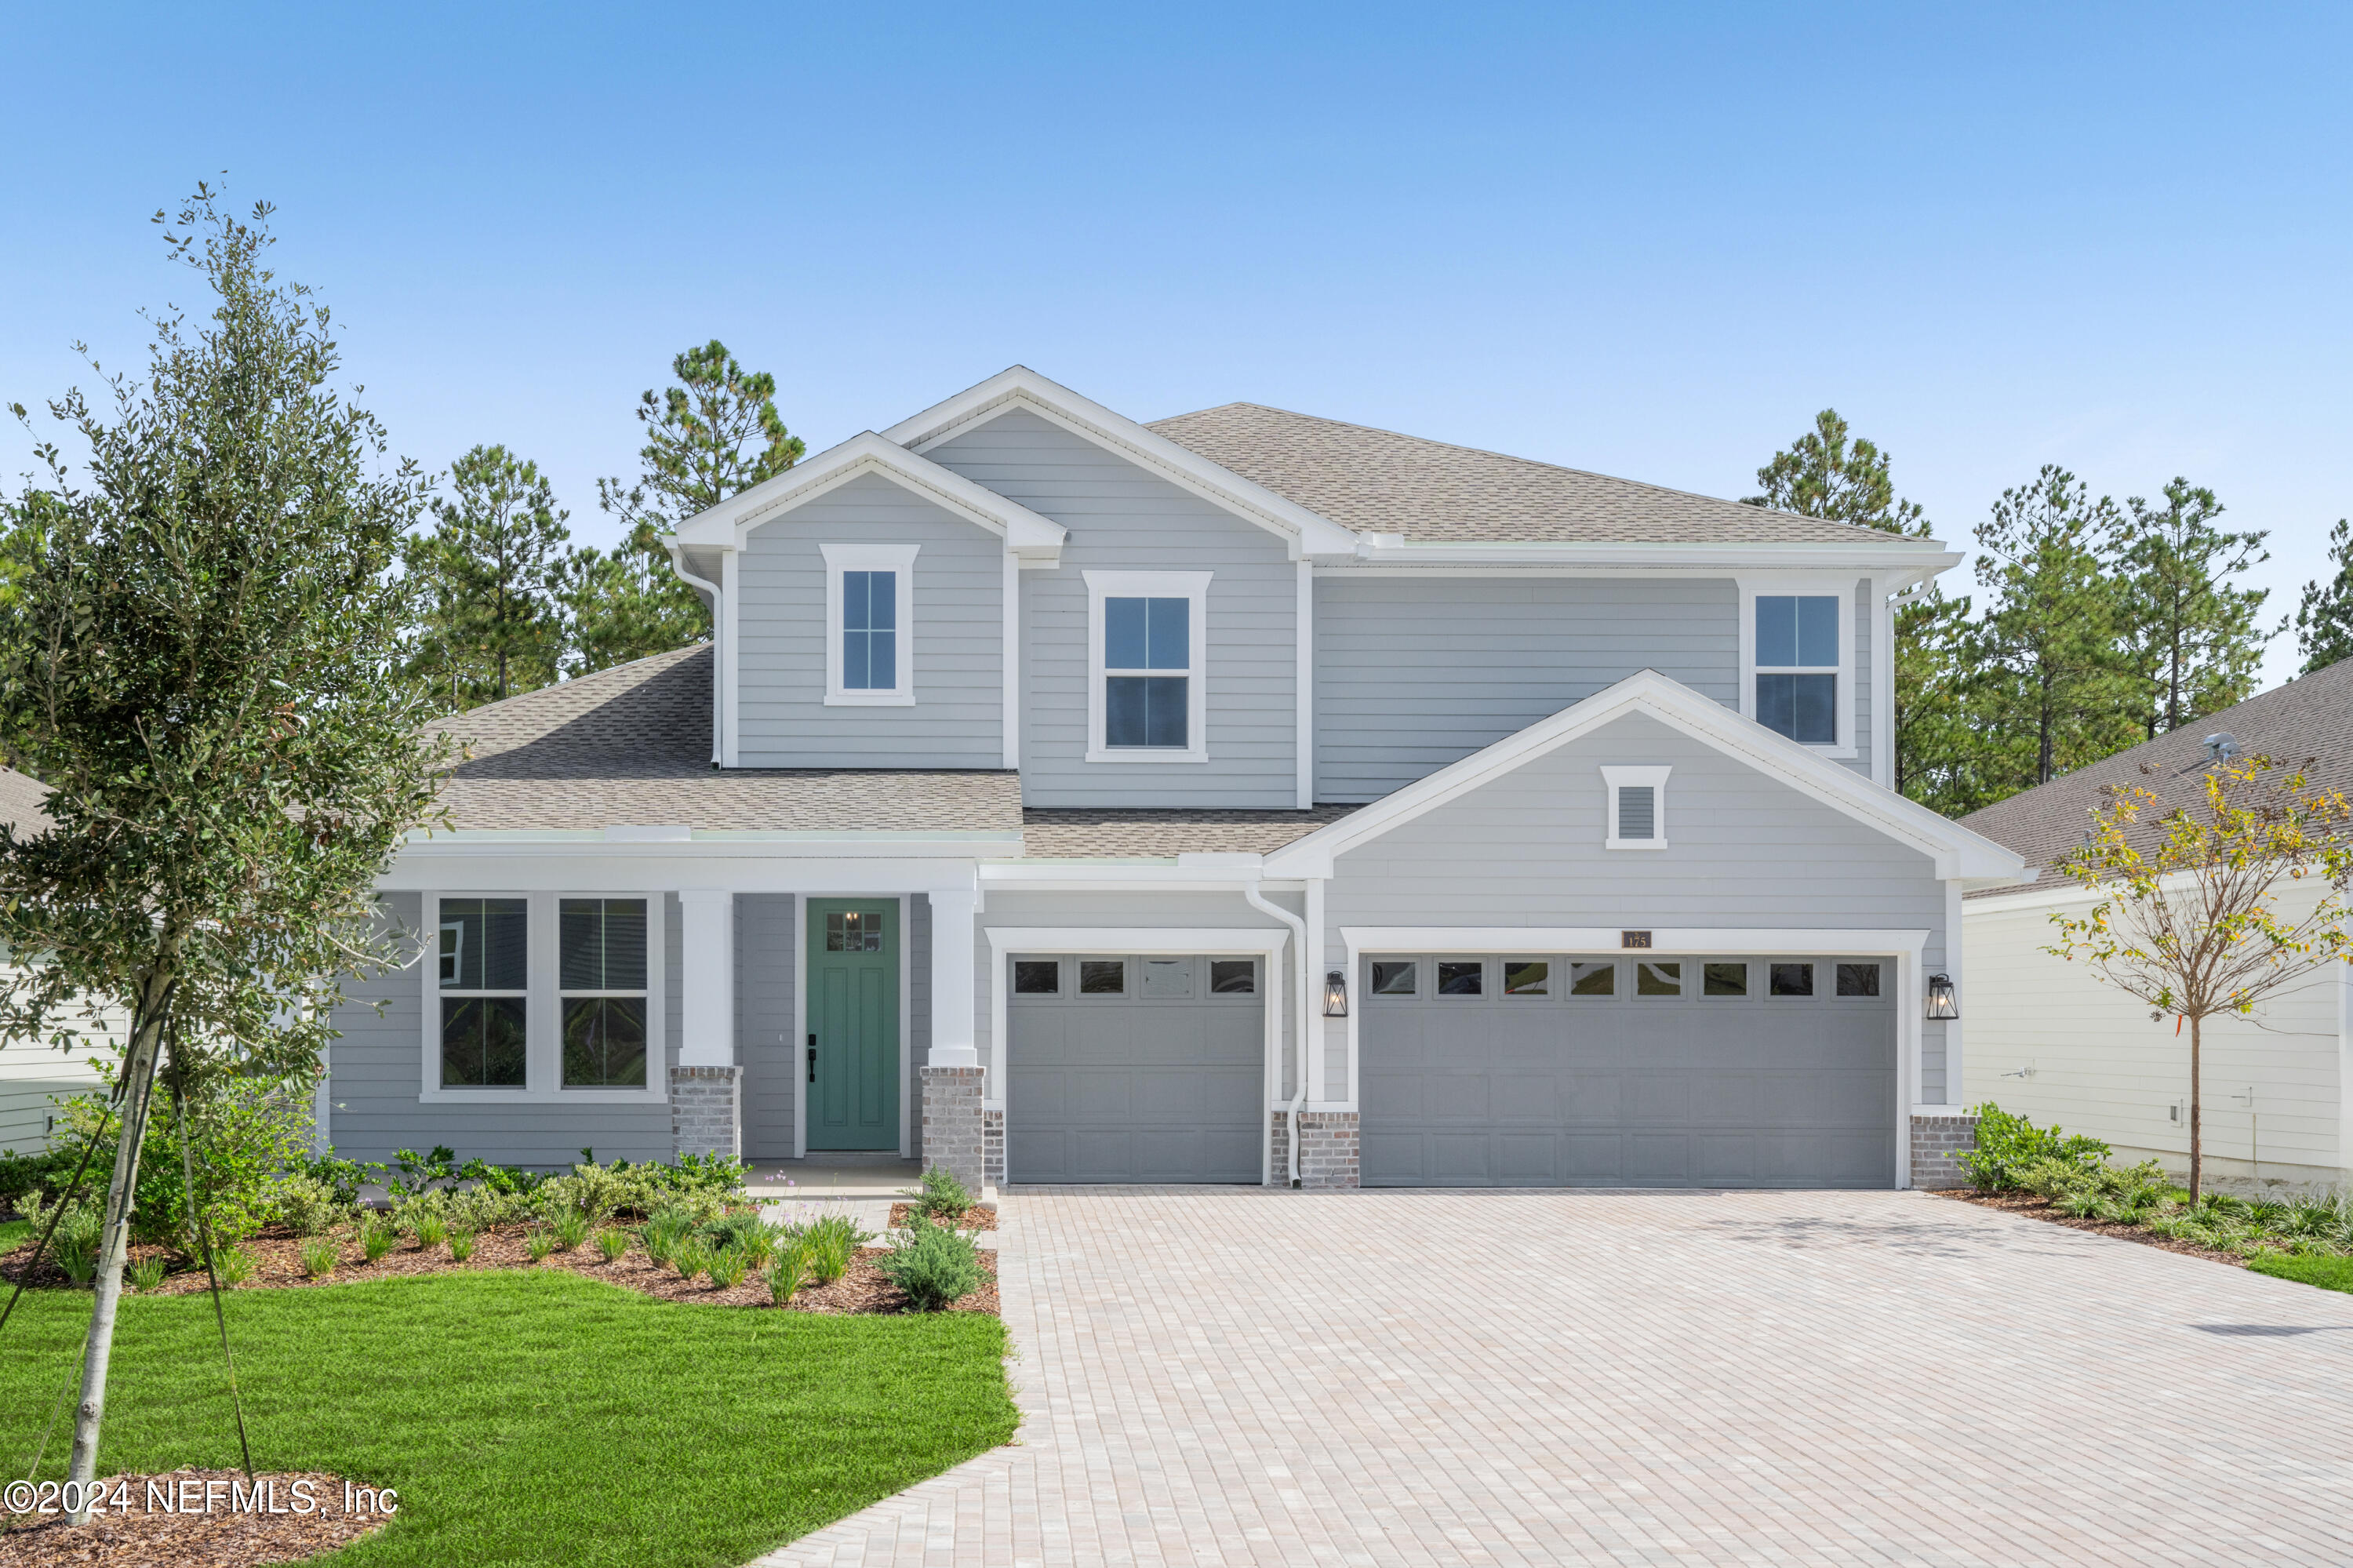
<box><xmin>744</xmin><ymin>1154</ymin><xmax>922</xmax><ymax>1200</ymax></box>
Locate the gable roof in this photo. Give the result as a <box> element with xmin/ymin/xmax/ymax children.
<box><xmin>1264</xmin><ymin>668</ymin><xmax>2025</xmax><ymax>885</ymax></box>
<box><xmin>671</xmin><ymin>431</ymin><xmax>1067</xmax><ymax>562</ymax></box>
<box><xmin>0</xmin><ymin>767</ymin><xmax>52</xmax><ymax>833</ymax></box>
<box><xmin>1148</xmin><ymin>402</ymin><xmax>1955</xmax><ymax>551</ymax></box>
<box><xmin>882</xmin><ymin>367</ymin><xmax>1362</xmax><ymax>558</ymax></box>
<box><xmin>1961</xmin><ymin>656</ymin><xmax>2353</xmax><ymax>897</ymax></box>
<box><xmin>420</xmin><ymin>647</ymin><xmax>1022</xmax><ymax>835</ymax></box>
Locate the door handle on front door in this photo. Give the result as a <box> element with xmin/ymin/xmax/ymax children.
<box><xmin>808</xmin><ymin>1033</ymin><xmax>816</xmax><ymax>1082</ymax></box>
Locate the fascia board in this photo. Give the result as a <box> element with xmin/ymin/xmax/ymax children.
<box><xmin>672</xmin><ymin>432</ymin><xmax>1066</xmax><ymax>557</ymax></box>
<box><xmin>1264</xmin><ymin>670</ymin><xmax>2026</xmax><ymax>883</ymax></box>
<box><xmin>1329</xmin><ymin>542</ymin><xmax>1963</xmax><ymax>574</ymax></box>
<box><xmin>882</xmin><ymin>366</ymin><xmax>1362</xmax><ymax>558</ymax></box>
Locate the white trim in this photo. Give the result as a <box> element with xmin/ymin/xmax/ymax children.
<box><xmin>664</xmin><ymin>544</ymin><xmax>729</xmax><ymax>766</ymax></box>
<box><xmin>1001</xmin><ymin>551</ymin><xmax>1020</xmax><ymax>769</ymax></box>
<box><xmin>1264</xmin><ymin>669</ymin><xmax>2027</xmax><ymax>885</ymax></box>
<box><xmin>984</xmin><ymin>926</ymin><xmax>1292</xmax><ymax>1178</ymax></box>
<box><xmin>1329</xmin><ymin>541</ymin><xmax>1960</xmax><ymax>577</ymax></box>
<box><xmin>1939</xmin><ymin>878</ymin><xmax>1966</xmax><ymax>1109</ymax></box>
<box><xmin>1600</xmin><ymin>764</ymin><xmax>1672</xmax><ymax>851</ymax></box>
<box><xmin>674</xmin><ymin>431</ymin><xmax>1065</xmax><ymax>561</ymax></box>
<box><xmin>1737</xmin><ymin>573</ymin><xmax>1857</xmax><ymax>758</ymax></box>
<box><xmin>1306</xmin><ymin>876</ymin><xmax>1329</xmax><ymax>1108</ymax></box>
<box><xmin>819</xmin><ymin>542</ymin><xmax>918</xmax><ymax>706</ymax></box>
<box><xmin>898</xmin><ymin>893</ymin><xmax>911</xmax><ymax>1155</ymax></box>
<box><xmin>1873</xmin><ymin>577</ymin><xmax>1897</xmax><ymax>789</ymax></box>
<box><xmin>1082</xmin><ymin>569</ymin><xmax>1213</xmax><ymax>765</ymax></box>
<box><xmin>420</xmin><ymin>890</ymin><xmax>667</xmax><ymax>1104</ymax></box>
<box><xmin>1295</xmin><ymin>558</ymin><xmax>1315</xmax><ymax>809</ymax></box>
<box><xmin>881</xmin><ymin>367</ymin><xmax>1361</xmax><ymax>558</ymax></box>
<box><xmin>791</xmin><ymin>893</ymin><xmax>808</xmax><ymax>1160</ymax></box>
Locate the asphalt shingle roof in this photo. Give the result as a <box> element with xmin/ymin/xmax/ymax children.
<box><xmin>1019</xmin><ymin>806</ymin><xmax>1358</xmax><ymax>859</ymax></box>
<box><xmin>1961</xmin><ymin>657</ymin><xmax>2353</xmax><ymax>896</ymax></box>
<box><xmin>0</xmin><ymin>768</ymin><xmax>52</xmax><ymax>833</ymax></box>
<box><xmin>1147</xmin><ymin>402</ymin><xmax>1949</xmax><ymax>548</ymax></box>
<box><xmin>424</xmin><ymin>647</ymin><xmax>1023</xmax><ymax>835</ymax></box>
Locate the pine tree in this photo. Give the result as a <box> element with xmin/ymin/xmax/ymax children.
<box><xmin>1744</xmin><ymin>409</ymin><xmax>1929</xmax><ymax>535</ymax></box>
<box><xmin>2293</xmin><ymin>519</ymin><xmax>2353</xmax><ymax>674</ymax></box>
<box><xmin>573</xmin><ymin>340</ymin><xmax>804</xmax><ymax>671</ymax></box>
<box><xmin>2105</xmin><ymin>478</ymin><xmax>2269</xmax><ymax>737</ymax></box>
<box><xmin>406</xmin><ymin>444</ymin><xmax>571</xmax><ymax>709</ymax></box>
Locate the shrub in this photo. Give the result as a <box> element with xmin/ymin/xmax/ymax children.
<box><xmin>766</xmin><ymin>1242</ymin><xmax>811</xmax><ymax>1305</ymax></box>
<box><xmin>594</xmin><ymin>1227</ymin><xmax>628</xmax><ymax>1264</ymax></box>
<box><xmin>0</xmin><ymin>1144</ymin><xmax>76</xmax><ymax>1214</ymax></box>
<box><xmin>878</xmin><ymin>1212</ymin><xmax>984</xmax><ymax>1312</ymax></box>
<box><xmin>300</xmin><ymin>1239</ymin><xmax>339</xmax><ymax>1279</ymax></box>
<box><xmin>798</xmin><ymin>1213</ymin><xmax>873</xmax><ymax>1286</ymax></box>
<box><xmin>448</xmin><ymin>1229</ymin><xmax>475</xmax><ymax>1264</ymax></box>
<box><xmin>706</xmin><ymin>1246</ymin><xmax>748</xmax><ymax>1289</ymax></box>
<box><xmin>412</xmin><ymin>1214</ymin><xmax>449</xmax><ymax>1250</ymax></box>
<box><xmin>217</xmin><ymin>1246</ymin><xmax>256</xmax><ymax>1285</ymax></box>
<box><xmin>553</xmin><ymin>1210</ymin><xmax>589</xmax><ymax>1251</ymax></box>
<box><xmin>1958</xmin><ymin>1104</ymin><xmax>2111</xmax><ymax>1191</ymax></box>
<box><xmin>126</xmin><ymin>1254</ymin><xmax>167</xmax><ymax>1293</ymax></box>
<box><xmin>291</xmin><ymin>1148</ymin><xmax>376</xmax><ymax>1207</ymax></box>
<box><xmin>386</xmin><ymin>1146</ymin><xmax>460</xmax><ymax>1199</ymax></box>
<box><xmin>273</xmin><ymin>1174</ymin><xmax>354</xmax><ymax>1238</ymax></box>
<box><xmin>904</xmin><ymin>1166</ymin><xmax>976</xmax><ymax>1221</ymax></box>
<box><xmin>642</xmin><ymin>1229</ymin><xmax>678</xmax><ymax>1270</ymax></box>
<box><xmin>360</xmin><ymin>1218</ymin><xmax>396</xmax><ymax>1263</ymax></box>
<box><xmin>642</xmin><ymin>1204</ymin><xmax>700</xmax><ymax>1263</ymax></box>
<box><xmin>526</xmin><ymin>1229</ymin><xmax>555</xmax><ymax>1263</ymax></box>
<box><xmin>675</xmin><ymin>1239</ymin><xmax>709</xmax><ymax>1280</ymax></box>
<box><xmin>52</xmin><ymin>1078</ymin><xmax>317</xmax><ymax>1247</ymax></box>
<box><xmin>2055</xmin><ymin>1188</ymin><xmax>2108</xmax><ymax>1220</ymax></box>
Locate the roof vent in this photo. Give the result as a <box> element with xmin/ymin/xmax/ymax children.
<box><xmin>2202</xmin><ymin>732</ymin><xmax>2241</xmax><ymax>762</ymax></box>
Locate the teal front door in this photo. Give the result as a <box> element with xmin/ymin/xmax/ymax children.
<box><xmin>807</xmin><ymin>900</ymin><xmax>899</xmax><ymax>1151</ymax></box>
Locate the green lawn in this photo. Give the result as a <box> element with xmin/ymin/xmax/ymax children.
<box><xmin>0</xmin><ymin>1270</ymin><xmax>1016</xmax><ymax>1566</ymax></box>
<box><xmin>2248</xmin><ymin>1253</ymin><xmax>2353</xmax><ymax>1294</ymax></box>
<box><xmin>0</xmin><ymin>1217</ymin><xmax>29</xmax><ymax>1251</ymax></box>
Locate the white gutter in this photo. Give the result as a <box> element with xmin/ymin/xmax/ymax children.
<box><xmin>664</xmin><ymin>541</ymin><xmax>726</xmax><ymax>766</ymax></box>
<box><xmin>1243</xmin><ymin>882</ymin><xmax>1311</xmax><ymax>1187</ymax></box>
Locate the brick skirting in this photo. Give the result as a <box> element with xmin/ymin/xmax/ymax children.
<box><xmin>921</xmin><ymin>1064</ymin><xmax>987</xmax><ymax>1195</ymax></box>
<box><xmin>1271</xmin><ymin>1109</ymin><xmax>1361</xmax><ymax>1189</ymax></box>
<box><xmin>669</xmin><ymin>1065</ymin><xmax>742</xmax><ymax>1161</ymax></box>
<box><xmin>1910</xmin><ymin>1111</ymin><xmax>1980</xmax><ymax>1190</ymax></box>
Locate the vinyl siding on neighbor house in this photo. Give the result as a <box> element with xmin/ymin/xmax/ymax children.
<box><xmin>0</xmin><ymin>981</ymin><xmax>116</xmax><ymax>1152</ymax></box>
<box><xmin>1963</xmin><ymin>882</ymin><xmax>2349</xmax><ymax>1190</ymax></box>
<box><xmin>1314</xmin><ymin>710</ymin><xmax>1951</xmax><ymax>1104</ymax></box>
<box><xmin>1313</xmin><ymin>575</ymin><xmax>1740</xmax><ymax>803</ymax></box>
<box><xmin>734</xmin><ymin>471</ymin><xmax>1005</xmax><ymax>769</ymax></box>
<box><xmin>324</xmin><ymin>892</ymin><xmax>675</xmax><ymax>1167</ymax></box>
<box><xmin>925</xmin><ymin>406</ymin><xmax>1301</xmax><ymax>808</ymax></box>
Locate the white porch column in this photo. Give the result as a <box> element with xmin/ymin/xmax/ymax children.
<box><xmin>678</xmin><ymin>890</ymin><xmax>735</xmax><ymax>1067</ymax></box>
<box><xmin>927</xmin><ymin>888</ymin><xmax>980</xmax><ymax>1068</ymax></box>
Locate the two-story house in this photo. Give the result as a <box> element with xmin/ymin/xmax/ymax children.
<box><xmin>325</xmin><ymin>367</ymin><xmax>2024</xmax><ymax>1191</ymax></box>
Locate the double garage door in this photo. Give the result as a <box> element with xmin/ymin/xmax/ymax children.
<box><xmin>1361</xmin><ymin>952</ymin><xmax>1897</xmax><ymax>1188</ymax></box>
<box><xmin>1005</xmin><ymin>954</ymin><xmax>1265</xmax><ymax>1183</ymax></box>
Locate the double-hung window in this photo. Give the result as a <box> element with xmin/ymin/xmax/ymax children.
<box><xmin>1751</xmin><ymin>591</ymin><xmax>1844</xmax><ymax>746</ymax></box>
<box><xmin>1085</xmin><ymin>570</ymin><xmax>1209</xmax><ymax>762</ymax></box>
<box><xmin>560</xmin><ymin>898</ymin><xmax>648</xmax><ymax>1088</ymax></box>
<box><xmin>821</xmin><ymin>543</ymin><xmax>918</xmax><ymax>705</ymax></box>
<box><xmin>439</xmin><ymin>898</ymin><xmax>528</xmax><ymax>1088</ymax></box>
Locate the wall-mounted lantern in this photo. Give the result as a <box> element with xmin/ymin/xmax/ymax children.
<box><xmin>1924</xmin><ymin>973</ymin><xmax>1959</xmax><ymax>1020</ymax></box>
<box><xmin>1322</xmin><ymin>969</ymin><xmax>1349</xmax><ymax>1019</ymax></box>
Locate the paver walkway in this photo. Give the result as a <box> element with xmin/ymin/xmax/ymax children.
<box><xmin>756</xmin><ymin>1188</ymin><xmax>2353</xmax><ymax>1566</ymax></box>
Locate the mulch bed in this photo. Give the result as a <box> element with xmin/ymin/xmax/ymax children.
<box><xmin>886</xmin><ymin>1202</ymin><xmax>995</xmax><ymax>1231</ymax></box>
<box><xmin>0</xmin><ymin>1469</ymin><xmax>385</xmax><ymax>1565</ymax></box>
<box><xmin>0</xmin><ymin>1230</ymin><xmax>996</xmax><ymax>1316</ymax></box>
<box><xmin>1933</xmin><ymin>1187</ymin><xmax>2251</xmax><ymax>1267</ymax></box>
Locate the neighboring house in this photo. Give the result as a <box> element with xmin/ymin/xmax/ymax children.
<box><xmin>0</xmin><ymin>768</ymin><xmax>118</xmax><ymax>1152</ymax></box>
<box><xmin>325</xmin><ymin>367</ymin><xmax>2024</xmax><ymax>1191</ymax></box>
<box><xmin>1960</xmin><ymin>660</ymin><xmax>2353</xmax><ymax>1195</ymax></box>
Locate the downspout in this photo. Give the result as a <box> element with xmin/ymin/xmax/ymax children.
<box><xmin>1244</xmin><ymin>882</ymin><xmax>1311</xmax><ymax>1187</ymax></box>
<box><xmin>665</xmin><ymin>542</ymin><xmax>724</xmax><ymax>766</ymax></box>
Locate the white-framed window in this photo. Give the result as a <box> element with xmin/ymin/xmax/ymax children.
<box><xmin>423</xmin><ymin>892</ymin><xmax>665</xmax><ymax>1102</ymax></box>
<box><xmin>1737</xmin><ymin>577</ymin><xmax>1855</xmax><ymax>755</ymax></box>
<box><xmin>1083</xmin><ymin>569</ymin><xmax>1209</xmax><ymax>763</ymax></box>
<box><xmin>1601</xmin><ymin>765</ymin><xmax>1671</xmax><ymax>850</ymax></box>
<box><xmin>820</xmin><ymin>542</ymin><xmax>918</xmax><ymax>705</ymax></box>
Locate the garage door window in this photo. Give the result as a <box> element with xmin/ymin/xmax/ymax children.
<box><xmin>1080</xmin><ymin>959</ymin><xmax>1126</xmax><ymax>995</ymax></box>
<box><xmin>1703</xmin><ymin>962</ymin><xmax>1749</xmax><ymax>998</ymax></box>
<box><xmin>1209</xmin><ymin>959</ymin><xmax>1257</xmax><ymax>995</ymax></box>
<box><xmin>1635</xmin><ymin>959</ymin><xmax>1683</xmax><ymax>998</ymax></box>
<box><xmin>1437</xmin><ymin>961</ymin><xmax>1483</xmax><ymax>995</ymax></box>
<box><xmin>1013</xmin><ymin>959</ymin><xmax>1060</xmax><ymax>994</ymax></box>
<box><xmin>1770</xmin><ymin>962</ymin><xmax>1814</xmax><ymax>997</ymax></box>
<box><xmin>1504</xmin><ymin>959</ymin><xmax>1549</xmax><ymax>995</ymax></box>
<box><xmin>1371</xmin><ymin>960</ymin><xmax>1417</xmax><ymax>996</ymax></box>
<box><xmin>1569</xmin><ymin>960</ymin><xmax>1616</xmax><ymax>996</ymax></box>
<box><xmin>1836</xmin><ymin>962</ymin><xmax>1882</xmax><ymax>998</ymax></box>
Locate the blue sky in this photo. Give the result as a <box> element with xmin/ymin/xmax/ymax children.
<box><xmin>6</xmin><ymin>2</ymin><xmax>2348</xmax><ymax>684</ymax></box>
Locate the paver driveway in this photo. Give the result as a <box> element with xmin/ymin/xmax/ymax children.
<box><xmin>759</xmin><ymin>1188</ymin><xmax>2353</xmax><ymax>1566</ymax></box>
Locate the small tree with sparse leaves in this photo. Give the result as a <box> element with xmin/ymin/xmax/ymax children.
<box><xmin>2046</xmin><ymin>754</ymin><xmax>2353</xmax><ymax>1199</ymax></box>
<box><xmin>0</xmin><ymin>187</ymin><xmax>447</xmax><ymax>1521</ymax></box>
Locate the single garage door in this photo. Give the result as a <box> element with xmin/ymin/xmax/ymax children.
<box><xmin>1361</xmin><ymin>952</ymin><xmax>1897</xmax><ymax>1188</ymax></box>
<box><xmin>1006</xmin><ymin>953</ymin><xmax>1264</xmax><ymax>1183</ymax></box>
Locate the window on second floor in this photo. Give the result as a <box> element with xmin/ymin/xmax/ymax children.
<box><xmin>1754</xmin><ymin>593</ymin><xmax>1840</xmax><ymax>745</ymax></box>
<box><xmin>1084</xmin><ymin>569</ymin><xmax>1210</xmax><ymax>763</ymax></box>
<box><xmin>820</xmin><ymin>542</ymin><xmax>918</xmax><ymax>705</ymax></box>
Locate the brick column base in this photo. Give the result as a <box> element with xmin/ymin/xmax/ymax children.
<box><xmin>920</xmin><ymin>1064</ymin><xmax>986</xmax><ymax>1195</ymax></box>
<box><xmin>984</xmin><ymin>1108</ymin><xmax>1005</xmax><ymax>1188</ymax></box>
<box><xmin>669</xmin><ymin>1065</ymin><xmax>743</xmax><ymax>1161</ymax></box>
<box><xmin>1910</xmin><ymin>1111</ymin><xmax>1979</xmax><ymax>1190</ymax></box>
<box><xmin>1271</xmin><ymin>1109</ymin><xmax>1361</xmax><ymax>1189</ymax></box>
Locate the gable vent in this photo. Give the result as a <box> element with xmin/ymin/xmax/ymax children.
<box><xmin>1617</xmin><ymin>786</ymin><xmax>1656</xmax><ymax>840</ymax></box>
